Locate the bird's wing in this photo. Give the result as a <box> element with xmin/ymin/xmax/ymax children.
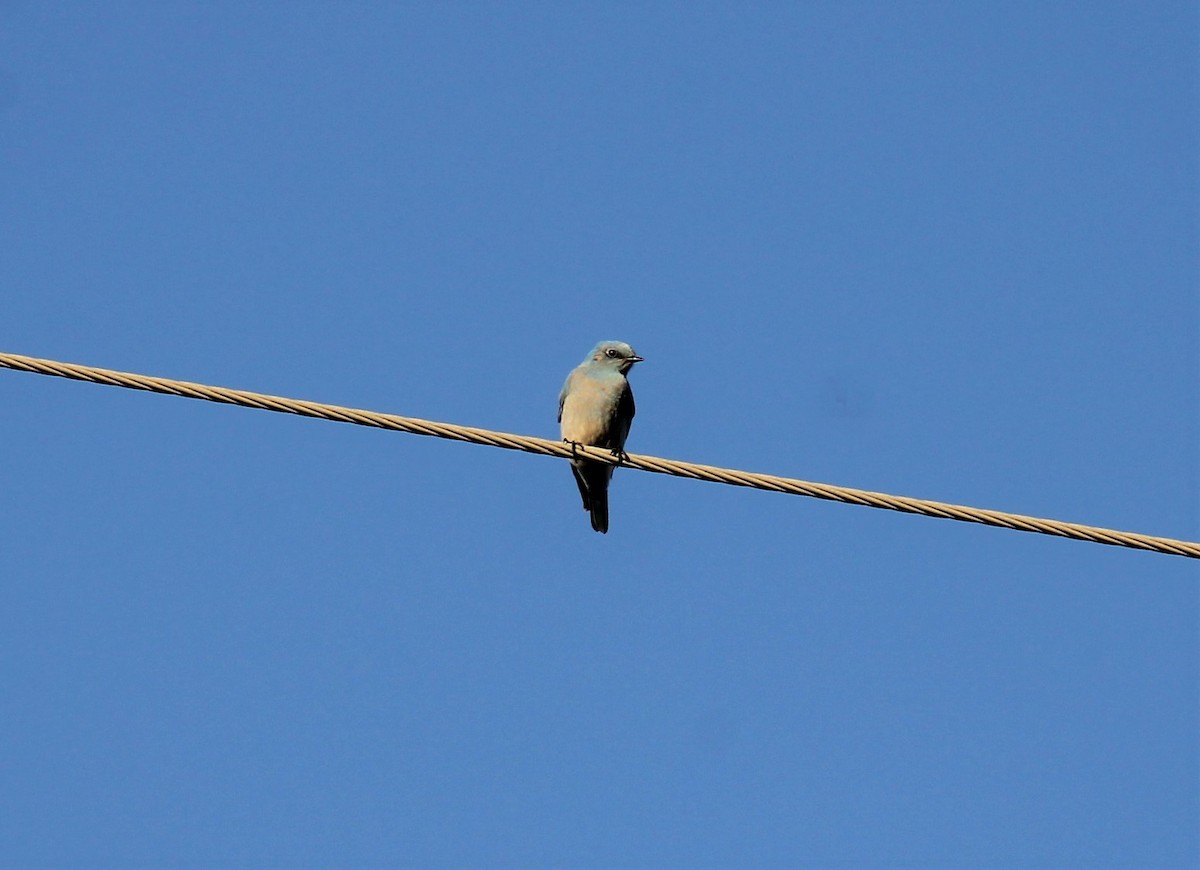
<box><xmin>557</xmin><ymin>371</ymin><xmax>576</xmax><ymax>424</ymax></box>
<box><xmin>618</xmin><ymin>380</ymin><xmax>635</xmax><ymax>422</ymax></box>
<box><xmin>613</xmin><ymin>381</ymin><xmax>636</xmax><ymax>450</ymax></box>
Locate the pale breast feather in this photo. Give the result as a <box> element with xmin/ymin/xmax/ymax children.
<box><xmin>560</xmin><ymin>376</ymin><xmax>623</xmax><ymax>446</ymax></box>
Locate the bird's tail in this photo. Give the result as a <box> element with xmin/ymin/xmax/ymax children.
<box><xmin>588</xmin><ymin>485</ymin><xmax>609</xmax><ymax>534</ymax></box>
<box><xmin>573</xmin><ymin>461</ymin><xmax>611</xmax><ymax>534</ymax></box>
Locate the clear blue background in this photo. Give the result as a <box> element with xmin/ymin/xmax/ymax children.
<box><xmin>2</xmin><ymin>3</ymin><xmax>1197</xmax><ymax>866</ymax></box>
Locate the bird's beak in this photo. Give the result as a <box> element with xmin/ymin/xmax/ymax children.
<box><xmin>630</xmin><ymin>356</ymin><xmax>645</xmax><ymax>363</ymax></box>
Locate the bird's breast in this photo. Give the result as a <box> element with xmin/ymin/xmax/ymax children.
<box><xmin>560</xmin><ymin>378</ymin><xmax>621</xmax><ymax>446</ymax></box>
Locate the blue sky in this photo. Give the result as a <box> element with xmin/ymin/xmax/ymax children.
<box><xmin>2</xmin><ymin>3</ymin><xmax>1197</xmax><ymax>866</ymax></box>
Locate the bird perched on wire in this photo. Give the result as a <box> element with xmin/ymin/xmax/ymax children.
<box><xmin>558</xmin><ymin>340</ymin><xmax>644</xmax><ymax>534</ymax></box>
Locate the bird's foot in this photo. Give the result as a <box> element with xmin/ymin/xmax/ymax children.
<box><xmin>563</xmin><ymin>438</ymin><xmax>582</xmax><ymax>458</ymax></box>
<box><xmin>611</xmin><ymin>448</ymin><xmax>630</xmax><ymax>466</ymax></box>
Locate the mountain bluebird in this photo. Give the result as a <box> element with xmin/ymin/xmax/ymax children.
<box><xmin>558</xmin><ymin>340</ymin><xmax>644</xmax><ymax>534</ymax></box>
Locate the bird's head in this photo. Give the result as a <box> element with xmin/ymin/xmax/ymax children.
<box><xmin>588</xmin><ymin>341</ymin><xmax>644</xmax><ymax>374</ymax></box>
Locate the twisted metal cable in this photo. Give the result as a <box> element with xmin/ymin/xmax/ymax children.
<box><xmin>2</xmin><ymin>350</ymin><xmax>1196</xmax><ymax>559</ymax></box>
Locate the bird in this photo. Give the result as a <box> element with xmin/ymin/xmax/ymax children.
<box><xmin>557</xmin><ymin>340</ymin><xmax>643</xmax><ymax>534</ymax></box>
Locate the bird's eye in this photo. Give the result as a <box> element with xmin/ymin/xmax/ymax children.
<box><xmin>605</xmin><ymin>349</ymin><xmax>619</xmax><ymax>358</ymax></box>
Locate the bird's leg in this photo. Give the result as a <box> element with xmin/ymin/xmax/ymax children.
<box><xmin>563</xmin><ymin>438</ymin><xmax>582</xmax><ymax>459</ymax></box>
<box><xmin>611</xmin><ymin>448</ymin><xmax>629</xmax><ymax>466</ymax></box>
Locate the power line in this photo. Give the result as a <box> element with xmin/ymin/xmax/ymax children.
<box><xmin>2</xmin><ymin>350</ymin><xmax>1196</xmax><ymax>559</ymax></box>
